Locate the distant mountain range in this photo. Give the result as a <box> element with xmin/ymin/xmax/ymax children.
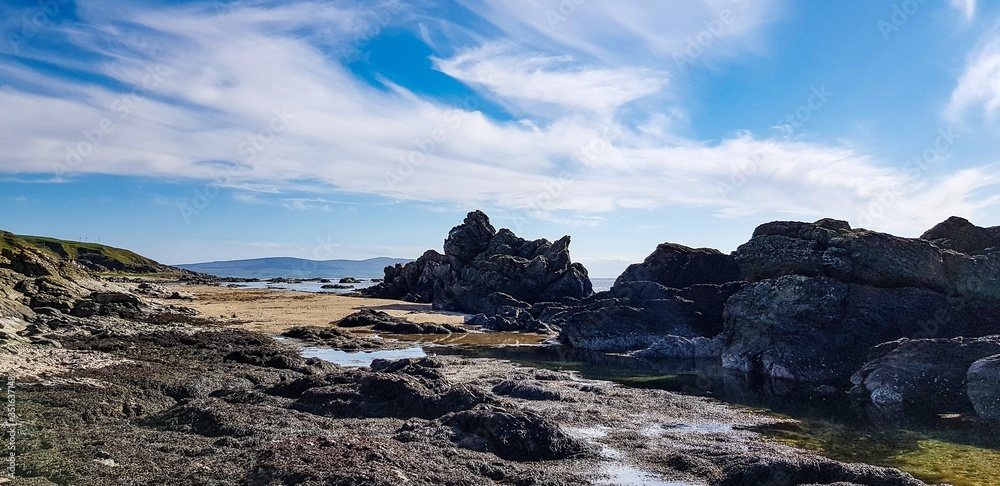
<box><xmin>175</xmin><ymin>257</ymin><xmax>412</xmax><ymax>279</ymax></box>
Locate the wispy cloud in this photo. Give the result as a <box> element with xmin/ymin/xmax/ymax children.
<box><xmin>436</xmin><ymin>43</ymin><xmax>665</xmax><ymax>116</ymax></box>
<box><xmin>1</xmin><ymin>0</ymin><xmax>998</xmax><ymax>239</ymax></box>
<box><xmin>946</xmin><ymin>35</ymin><xmax>1000</xmax><ymax>125</ymax></box>
<box><xmin>951</xmin><ymin>0</ymin><xmax>977</xmax><ymax>20</ymax></box>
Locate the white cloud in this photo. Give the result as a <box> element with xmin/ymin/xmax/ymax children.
<box><xmin>946</xmin><ymin>36</ymin><xmax>1000</xmax><ymax>124</ymax></box>
<box><xmin>1</xmin><ymin>0</ymin><xmax>999</xmax><ymax>241</ymax></box>
<box><xmin>435</xmin><ymin>43</ymin><xmax>665</xmax><ymax>116</ymax></box>
<box><xmin>453</xmin><ymin>0</ymin><xmax>783</xmax><ymax>67</ymax></box>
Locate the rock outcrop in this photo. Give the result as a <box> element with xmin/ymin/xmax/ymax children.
<box><xmin>721</xmin><ymin>218</ymin><xmax>1000</xmax><ymax>383</ymax></box>
<box><xmin>614</xmin><ymin>242</ymin><xmax>740</xmax><ymax>289</ymax></box>
<box><xmin>556</xmin><ymin>239</ymin><xmax>745</xmax><ymax>353</ymax></box>
<box><xmin>364</xmin><ymin>211</ymin><xmax>592</xmax><ymax>324</ymax></box>
<box><xmin>921</xmin><ymin>216</ymin><xmax>1000</xmax><ymax>255</ymax></box>
<box><xmin>556</xmin><ymin>280</ymin><xmax>743</xmax><ymax>352</ymax></box>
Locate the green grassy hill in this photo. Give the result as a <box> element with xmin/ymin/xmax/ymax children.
<box><xmin>2</xmin><ymin>231</ymin><xmax>185</xmax><ymax>275</ymax></box>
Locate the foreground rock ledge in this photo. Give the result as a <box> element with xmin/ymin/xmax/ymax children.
<box><xmin>4</xmin><ymin>314</ymin><xmax>929</xmax><ymax>485</ymax></box>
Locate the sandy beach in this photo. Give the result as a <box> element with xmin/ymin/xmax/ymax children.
<box><xmin>160</xmin><ymin>284</ymin><xmax>471</xmax><ymax>334</ymax></box>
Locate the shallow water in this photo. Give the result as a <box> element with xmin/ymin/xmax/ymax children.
<box><xmin>230</xmin><ymin>279</ymin><xmax>378</xmax><ymax>294</ymax></box>
<box><xmin>300</xmin><ymin>346</ymin><xmax>426</xmax><ymax>366</ymax></box>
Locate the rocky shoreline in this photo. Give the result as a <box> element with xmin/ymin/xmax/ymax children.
<box><xmin>3</xmin><ymin>214</ymin><xmax>999</xmax><ymax>484</ymax></box>
<box><xmin>3</xmin><ymin>308</ymin><xmax>931</xmax><ymax>485</ymax></box>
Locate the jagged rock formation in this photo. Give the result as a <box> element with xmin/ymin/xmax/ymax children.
<box><xmin>364</xmin><ymin>211</ymin><xmax>592</xmax><ymax>325</ymax></box>
<box><xmin>922</xmin><ymin>215</ymin><xmax>1000</xmax><ymax>255</ymax></box>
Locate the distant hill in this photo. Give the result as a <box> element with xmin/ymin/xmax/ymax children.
<box><xmin>174</xmin><ymin>257</ymin><xmax>412</xmax><ymax>279</ymax></box>
<box><xmin>5</xmin><ymin>232</ymin><xmax>186</xmax><ymax>275</ymax></box>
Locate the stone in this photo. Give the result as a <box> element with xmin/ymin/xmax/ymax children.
<box><xmin>850</xmin><ymin>336</ymin><xmax>1000</xmax><ymax>424</ymax></box>
<box><xmin>967</xmin><ymin>354</ymin><xmax>1000</xmax><ymax>421</ymax></box>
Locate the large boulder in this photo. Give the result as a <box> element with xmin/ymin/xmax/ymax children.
<box><xmin>365</xmin><ymin>211</ymin><xmax>592</xmax><ymax>320</ymax></box>
<box><xmin>721</xmin><ymin>275</ymin><xmax>951</xmax><ymax>383</ymax></box>
<box><xmin>850</xmin><ymin>336</ymin><xmax>1000</xmax><ymax>424</ymax></box>
<box><xmin>721</xmin><ymin>217</ymin><xmax>1000</xmax><ymax>384</ymax></box>
<box><xmin>614</xmin><ymin>242</ymin><xmax>740</xmax><ymax>289</ymax></box>
<box><xmin>967</xmin><ymin>354</ymin><xmax>1000</xmax><ymax>421</ymax></box>
<box><xmin>734</xmin><ymin>219</ymin><xmax>950</xmax><ymax>291</ymax></box>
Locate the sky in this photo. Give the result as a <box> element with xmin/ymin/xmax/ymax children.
<box><xmin>1</xmin><ymin>0</ymin><xmax>1000</xmax><ymax>277</ymax></box>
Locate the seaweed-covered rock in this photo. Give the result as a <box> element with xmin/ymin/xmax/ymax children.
<box><xmin>441</xmin><ymin>404</ymin><xmax>587</xmax><ymax>461</ymax></box>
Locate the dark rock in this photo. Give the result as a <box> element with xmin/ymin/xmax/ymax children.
<box><xmin>968</xmin><ymin>354</ymin><xmax>1000</xmax><ymax>421</ymax></box>
<box><xmin>337</xmin><ymin>309</ymin><xmax>396</xmax><ymax>328</ymax></box>
<box><xmin>850</xmin><ymin>336</ymin><xmax>1000</xmax><ymax>423</ymax></box>
<box><xmin>492</xmin><ymin>380</ymin><xmax>563</xmax><ymax>401</ymax></box>
<box><xmin>713</xmin><ymin>450</ymin><xmax>927</xmax><ymax>486</ymax></box>
<box><xmin>557</xmin><ymin>293</ymin><xmax>700</xmax><ymax>352</ymax></box>
<box><xmin>280</xmin><ymin>326</ymin><xmax>384</xmax><ymax>350</ymax></box>
<box><xmin>335</xmin><ymin>309</ymin><xmax>465</xmax><ymax>334</ymax></box>
<box><xmin>722</xmin><ymin>276</ymin><xmax>952</xmax><ymax>383</ymax></box>
<box><xmin>922</xmin><ymin>216</ymin><xmax>1000</xmax><ymax>255</ymax></box>
<box><xmin>441</xmin><ymin>404</ymin><xmax>587</xmax><ymax>461</ymax></box>
<box><xmin>614</xmin><ymin>242</ymin><xmax>740</xmax><ymax>289</ymax></box>
<box><xmin>734</xmin><ymin>219</ymin><xmax>949</xmax><ymax>291</ymax></box>
<box><xmin>443</xmin><ymin>210</ymin><xmax>496</xmax><ymax>263</ymax></box>
<box><xmin>339</xmin><ymin>277</ymin><xmax>361</xmax><ymax>283</ymax></box>
<box><xmin>289</xmin><ymin>359</ymin><xmax>490</xmax><ymax>420</ymax></box>
<box><xmin>364</xmin><ymin>211</ymin><xmax>592</xmax><ymax>326</ymax></box>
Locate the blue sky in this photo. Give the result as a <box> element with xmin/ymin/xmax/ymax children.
<box><xmin>2</xmin><ymin>0</ymin><xmax>999</xmax><ymax>277</ymax></box>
